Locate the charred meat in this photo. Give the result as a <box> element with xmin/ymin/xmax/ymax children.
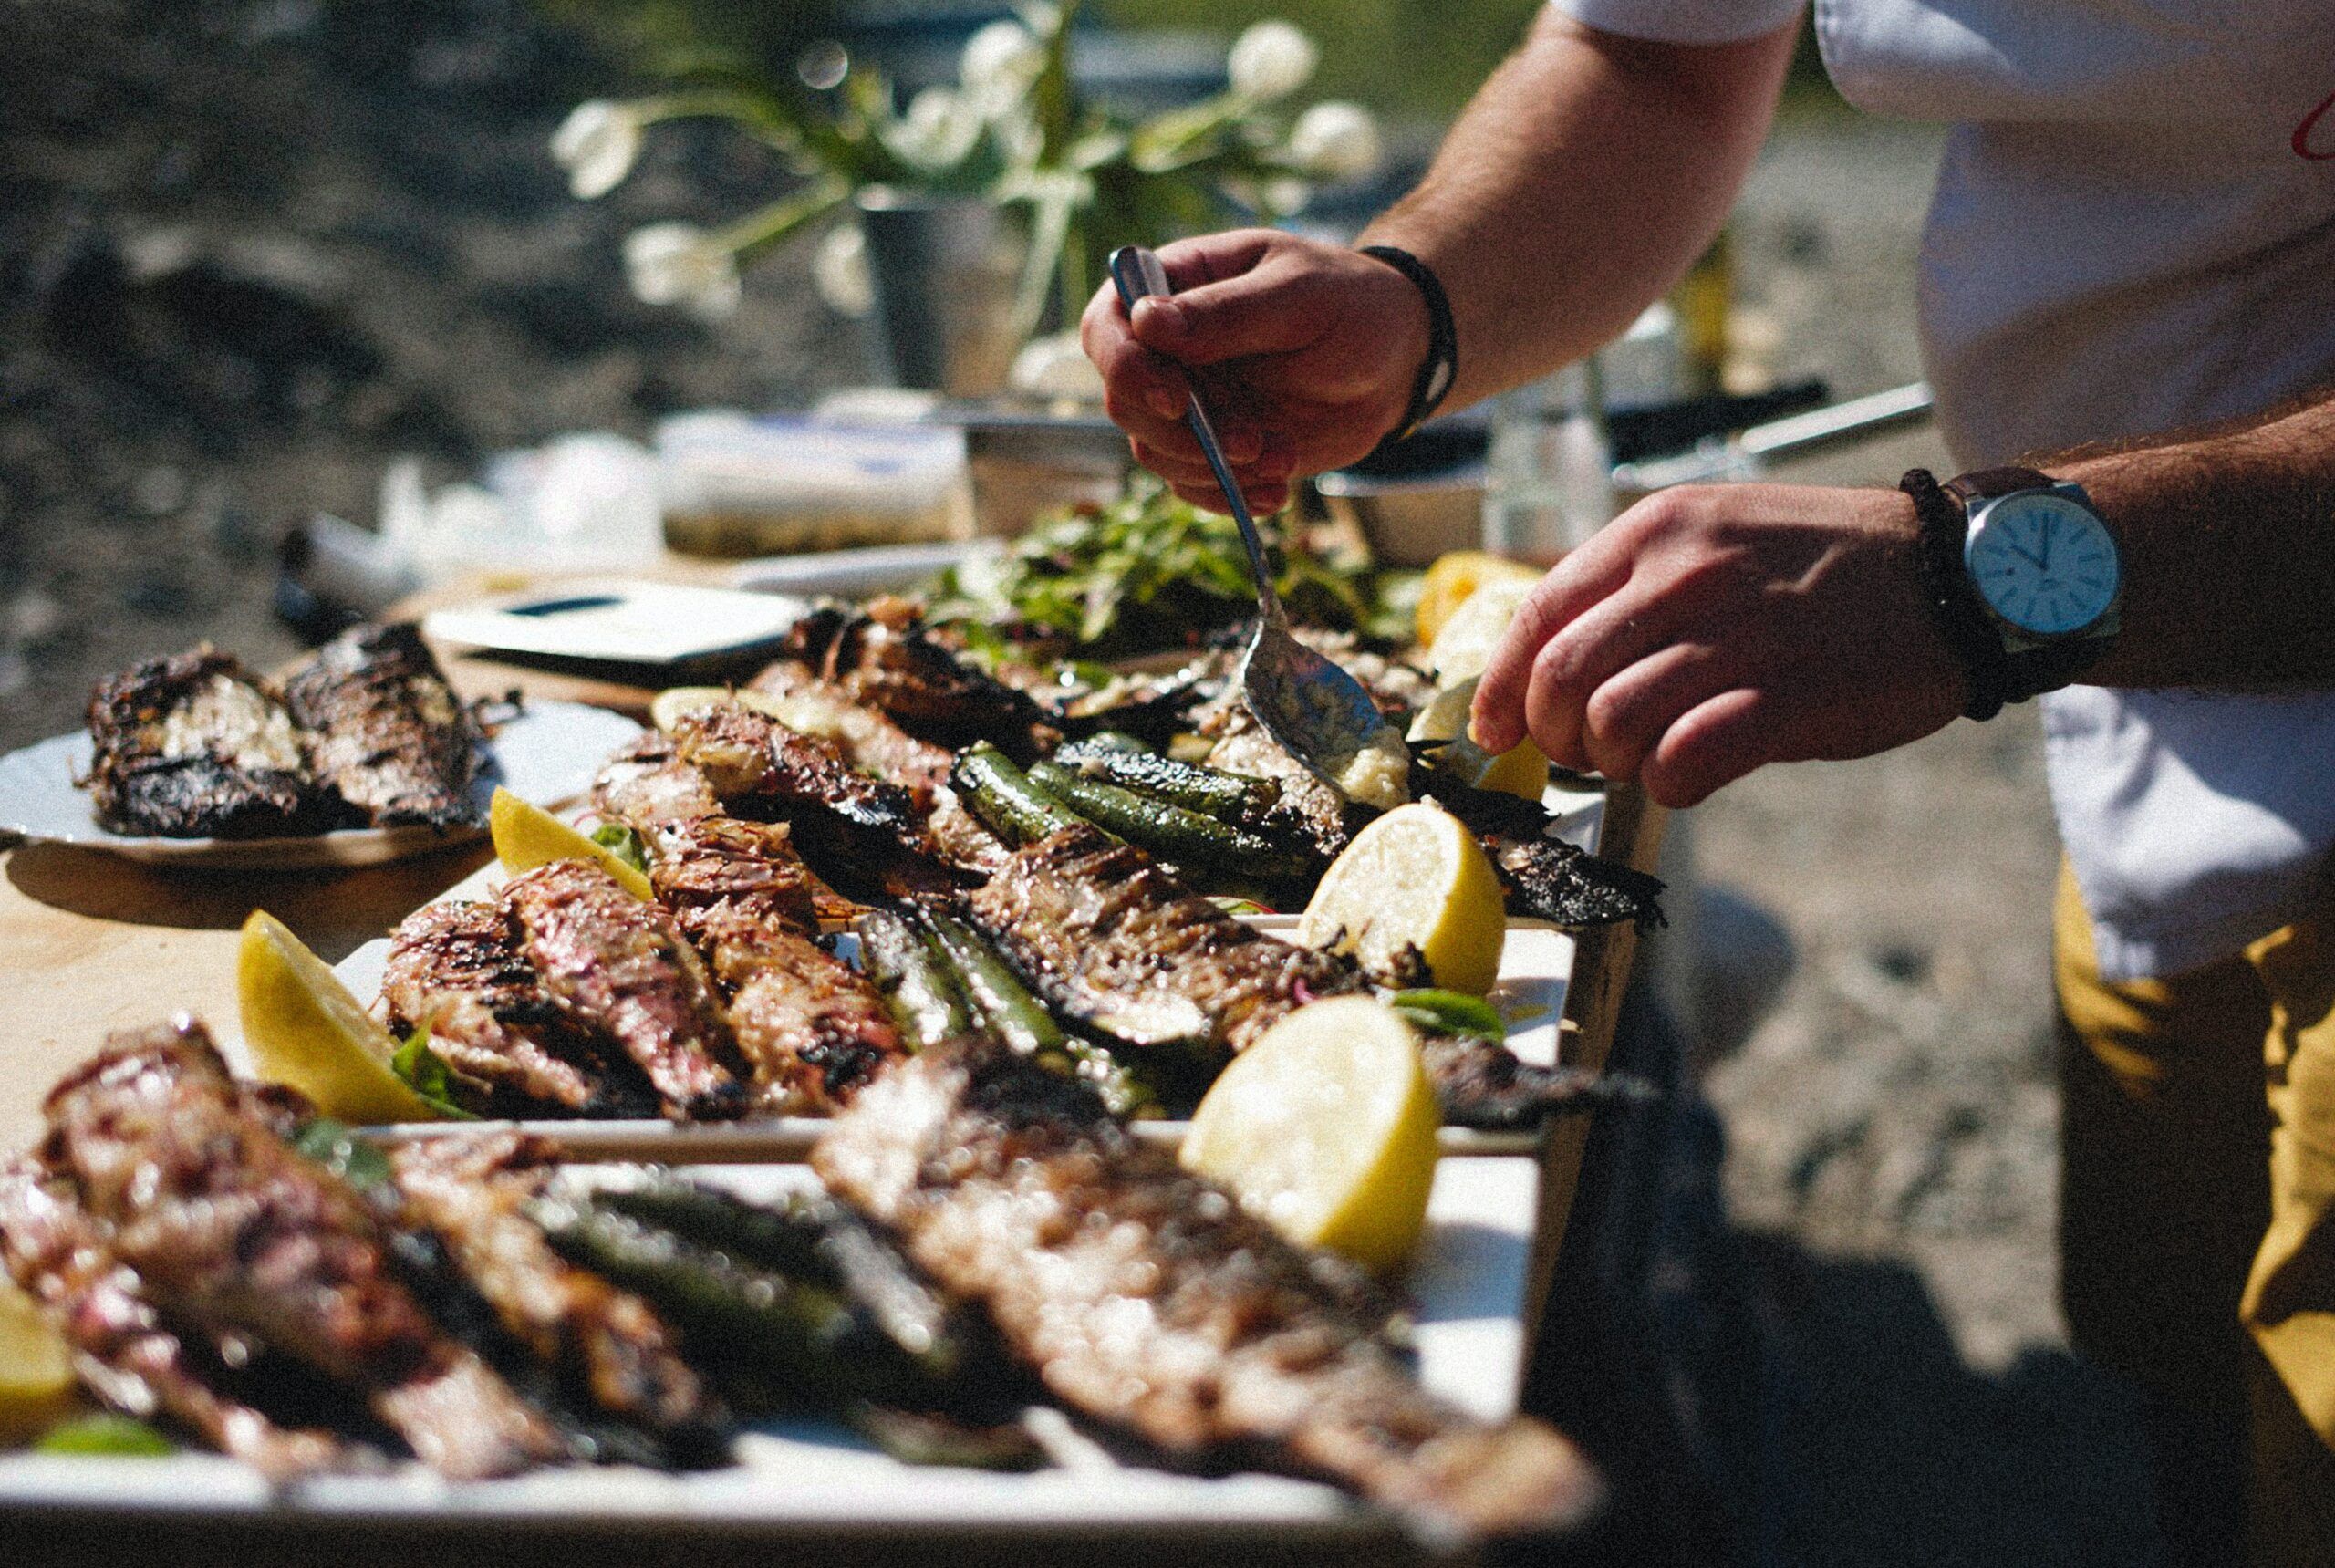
<box><xmin>785</xmin><ymin>600</ymin><xmax>1053</xmax><ymax>756</ymax></box>
<box><xmin>503</xmin><ymin>861</ymin><xmax>752</xmax><ymax>1121</ymax></box>
<box><xmin>84</xmin><ymin>648</ymin><xmax>332</xmax><ymax>838</ymax></box>
<box><xmin>1427</xmin><ymin>777</ymin><xmax>1666</xmax><ymax>931</ymax></box>
<box><xmin>687</xmin><ymin>899</ymin><xmax>906</xmax><ymax>1114</ymax></box>
<box><xmin>280</xmin><ymin>622</ymin><xmax>482</xmax><ymax>831</ymax></box>
<box><xmin>32</xmin><ymin>1021</ymin><xmax>566</xmax><ymax>1479</ymax></box>
<box><xmin>380</xmin><ymin>900</ymin><xmax>655</xmax><ymax>1119</ymax></box>
<box><xmin>814</xmin><ymin>1041</ymin><xmax>1604</xmax><ymax>1536</ymax></box>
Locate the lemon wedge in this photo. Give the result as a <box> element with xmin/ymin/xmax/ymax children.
<box><xmin>1427</xmin><ymin>577</ymin><xmax>1539</xmax><ymax>687</ymax></box>
<box><xmin>1416</xmin><ymin>551</ymin><xmax>1542</xmax><ymax>649</ymax></box>
<box><xmin>649</xmin><ymin>686</ymin><xmax>737</xmax><ymax>733</ymax></box>
<box><xmin>238</xmin><ymin>910</ymin><xmax>444</xmax><ymax>1124</ymax></box>
<box><xmin>0</xmin><ymin>1282</ymin><xmax>77</xmax><ymax>1444</ymax></box>
<box><xmin>1408</xmin><ymin>679</ymin><xmax>1550</xmax><ymax>802</ymax></box>
<box><xmin>1298</xmin><ymin>801</ymin><xmax>1507</xmax><ymax>994</ymax></box>
<box><xmin>488</xmin><ymin>787</ymin><xmax>653</xmax><ymax>899</ymax></box>
<box><xmin>1184</xmin><ymin>996</ymin><xmax>1440</xmax><ymax>1273</ymax></box>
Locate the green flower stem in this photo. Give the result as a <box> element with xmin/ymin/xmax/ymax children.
<box><xmin>717</xmin><ymin>178</ymin><xmax>850</xmax><ymax>264</ymax></box>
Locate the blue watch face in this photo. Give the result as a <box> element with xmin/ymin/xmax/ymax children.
<box><xmin>1965</xmin><ymin>493</ymin><xmax>2120</xmax><ymax>637</ymax></box>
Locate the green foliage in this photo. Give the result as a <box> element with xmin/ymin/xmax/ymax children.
<box><xmin>35</xmin><ymin>1415</ymin><xmax>174</xmax><ymax>1457</ymax></box>
<box><xmin>291</xmin><ymin>1118</ymin><xmax>394</xmax><ymax>1190</ymax></box>
<box><xmin>389</xmin><ymin>1027</ymin><xmax>477</xmax><ymax>1121</ymax></box>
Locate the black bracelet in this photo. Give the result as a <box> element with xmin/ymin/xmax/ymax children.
<box><xmin>1360</xmin><ymin>244</ymin><xmax>1457</xmax><ymax>445</ymax></box>
<box><xmin>1900</xmin><ymin>468</ymin><xmax>2008</xmax><ymax>722</ymax></box>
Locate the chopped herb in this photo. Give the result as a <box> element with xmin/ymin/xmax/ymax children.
<box><xmin>1387</xmin><ymin>989</ymin><xmax>1507</xmax><ymax>1043</ymax></box>
<box><xmin>292</xmin><ymin>1118</ymin><xmax>393</xmax><ymax>1191</ymax></box>
<box><xmin>389</xmin><ymin>1026</ymin><xmax>476</xmax><ymax>1120</ymax></box>
<box><xmin>590</xmin><ymin>821</ymin><xmax>651</xmax><ymax>875</ymax></box>
<box><xmin>35</xmin><ymin>1414</ymin><xmax>174</xmax><ymax>1457</ymax></box>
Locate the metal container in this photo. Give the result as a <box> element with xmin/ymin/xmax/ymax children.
<box><xmin>856</xmin><ymin>190</ymin><xmax>1026</xmax><ymax>398</ymax></box>
<box><xmin>1312</xmin><ymin>462</ymin><xmax>1487</xmax><ymax>568</ymax></box>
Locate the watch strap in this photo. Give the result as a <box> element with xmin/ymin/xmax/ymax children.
<box><xmin>1359</xmin><ymin>245</ymin><xmax>1458</xmax><ymax>447</ymax></box>
<box><xmin>1944</xmin><ymin>465</ymin><xmax>2054</xmax><ymax>506</ymax></box>
<box><xmin>1901</xmin><ymin>467</ymin><xmax>2010</xmax><ymax>722</ymax></box>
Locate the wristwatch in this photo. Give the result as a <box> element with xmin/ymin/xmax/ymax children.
<box><xmin>1900</xmin><ymin>465</ymin><xmax>2123</xmax><ymax>720</ymax></box>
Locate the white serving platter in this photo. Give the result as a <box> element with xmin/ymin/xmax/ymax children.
<box><xmin>0</xmin><ymin>1157</ymin><xmax>1541</xmax><ymax>1555</ymax></box>
<box><xmin>0</xmin><ymin>701</ymin><xmax>642</xmax><ymax>869</ymax></box>
<box><xmin>423</xmin><ymin>582</ymin><xmax>812</xmax><ymax>666</ymax></box>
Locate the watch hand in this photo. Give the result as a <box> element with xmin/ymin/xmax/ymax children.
<box><xmin>2037</xmin><ymin>515</ymin><xmax>2055</xmax><ymax>571</ymax></box>
<box><xmin>2004</xmin><ymin>542</ymin><xmax>2047</xmax><ymax>570</ymax></box>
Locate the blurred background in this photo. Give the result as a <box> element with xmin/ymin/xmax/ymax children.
<box><xmin>0</xmin><ymin>2</ymin><xmax>2155</xmax><ymax>1560</ymax></box>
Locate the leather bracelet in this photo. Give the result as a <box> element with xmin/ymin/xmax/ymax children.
<box><xmin>1359</xmin><ymin>244</ymin><xmax>1457</xmax><ymax>446</ymax></box>
<box><xmin>1900</xmin><ymin>467</ymin><xmax>2009</xmax><ymax>722</ymax></box>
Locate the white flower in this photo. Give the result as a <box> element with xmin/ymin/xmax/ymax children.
<box><xmin>551</xmin><ymin>99</ymin><xmax>643</xmax><ymax>200</ymax></box>
<box><xmin>1228</xmin><ymin>21</ymin><xmax>1317</xmax><ymax>103</ymax></box>
<box><xmin>812</xmin><ymin>222</ymin><xmax>874</xmax><ymax>318</ymax></box>
<box><xmin>1009</xmin><ymin>329</ymin><xmax>1105</xmax><ymax>401</ymax></box>
<box><xmin>623</xmin><ymin>223</ymin><xmax>742</xmax><ymax>321</ymax></box>
<box><xmin>887</xmin><ymin>86</ymin><xmax>978</xmax><ymax>170</ymax></box>
<box><xmin>1261</xmin><ymin>177</ymin><xmax>1313</xmax><ymax>217</ymax></box>
<box><xmin>960</xmin><ymin>18</ymin><xmax>1044</xmax><ymax>117</ymax></box>
<box><xmin>1288</xmin><ymin>101</ymin><xmax>1382</xmax><ymax>182</ymax></box>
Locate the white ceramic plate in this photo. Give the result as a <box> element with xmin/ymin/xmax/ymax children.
<box><xmin>0</xmin><ymin>701</ymin><xmax>643</xmax><ymax>869</ymax></box>
<box><xmin>0</xmin><ymin>1157</ymin><xmax>1539</xmax><ymax>1552</ymax></box>
<box><xmin>423</xmin><ymin>582</ymin><xmax>811</xmax><ymax>666</ymax></box>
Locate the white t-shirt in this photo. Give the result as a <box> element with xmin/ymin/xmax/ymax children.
<box><xmin>1550</xmin><ymin>0</ymin><xmax>2335</xmax><ymax>980</ymax></box>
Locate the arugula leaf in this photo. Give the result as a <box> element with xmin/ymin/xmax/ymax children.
<box><xmin>590</xmin><ymin>821</ymin><xmax>651</xmax><ymax>875</ymax></box>
<box><xmin>389</xmin><ymin>1027</ymin><xmax>476</xmax><ymax>1121</ymax></box>
<box><xmin>1387</xmin><ymin>989</ymin><xmax>1507</xmax><ymax>1043</ymax></box>
<box><xmin>35</xmin><ymin>1414</ymin><xmax>174</xmax><ymax>1457</ymax></box>
<box><xmin>291</xmin><ymin>1118</ymin><xmax>393</xmax><ymax>1191</ymax></box>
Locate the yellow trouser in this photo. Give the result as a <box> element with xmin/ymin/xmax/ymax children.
<box><xmin>2057</xmin><ymin>864</ymin><xmax>2335</xmax><ymax>1564</ymax></box>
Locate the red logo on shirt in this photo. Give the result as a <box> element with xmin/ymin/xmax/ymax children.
<box><xmin>2297</xmin><ymin>87</ymin><xmax>2335</xmax><ymax>159</ymax></box>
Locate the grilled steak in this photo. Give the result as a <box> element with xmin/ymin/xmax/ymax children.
<box><xmin>786</xmin><ymin>600</ymin><xmax>1053</xmax><ymax>755</ymax></box>
<box><xmin>35</xmin><ymin>1021</ymin><xmax>565</xmax><ymax>1479</ymax></box>
<box><xmin>1426</xmin><ymin>778</ymin><xmax>1666</xmax><ymax>931</ymax></box>
<box><xmin>965</xmin><ymin>824</ymin><xmax>1362</xmax><ymax>1055</ymax></box>
<box><xmin>380</xmin><ymin>900</ymin><xmax>655</xmax><ymax>1119</ymax></box>
<box><xmin>503</xmin><ymin>861</ymin><xmax>751</xmax><ymax>1120</ymax></box>
<box><xmin>814</xmin><ymin>1041</ymin><xmax>1604</xmax><ymax>1537</ymax></box>
<box><xmin>281</xmin><ymin>622</ymin><xmax>481</xmax><ymax>830</ymax></box>
<box><xmin>84</xmin><ymin>648</ymin><xmax>331</xmax><ymax>837</ymax></box>
<box><xmin>0</xmin><ymin>1157</ymin><xmax>357</xmax><ymax>1478</ymax></box>
<box><xmin>390</xmin><ymin>1135</ymin><xmax>720</xmax><ymax>1439</ymax></box>
<box><xmin>689</xmin><ymin>900</ymin><xmax>905</xmax><ymax>1113</ymax></box>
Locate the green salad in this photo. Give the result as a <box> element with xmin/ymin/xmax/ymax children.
<box><xmin>927</xmin><ymin>474</ymin><xmax>1418</xmax><ymax>659</ymax></box>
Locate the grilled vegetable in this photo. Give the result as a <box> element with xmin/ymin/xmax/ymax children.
<box><xmin>857</xmin><ymin>909</ymin><xmax>972</xmax><ymax>1049</ymax></box>
<box><xmin>952</xmin><ymin>742</ymin><xmax>1088</xmax><ymax>846</ymax></box>
<box><xmin>1026</xmin><ymin>762</ymin><xmax>1316</xmax><ymax>882</ymax></box>
<box><xmin>1052</xmin><ymin>739</ymin><xmax>1282</xmax><ymax>825</ymax></box>
<box><xmin>918</xmin><ymin>909</ymin><xmax>1067</xmax><ymax>1060</ymax></box>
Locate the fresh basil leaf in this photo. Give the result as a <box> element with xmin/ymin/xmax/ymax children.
<box><xmin>35</xmin><ymin>1414</ymin><xmax>174</xmax><ymax>1457</ymax></box>
<box><xmin>589</xmin><ymin>821</ymin><xmax>651</xmax><ymax>875</ymax></box>
<box><xmin>292</xmin><ymin>1118</ymin><xmax>393</xmax><ymax>1190</ymax></box>
<box><xmin>1387</xmin><ymin>989</ymin><xmax>1507</xmax><ymax>1043</ymax></box>
<box><xmin>389</xmin><ymin>1027</ymin><xmax>475</xmax><ymax>1121</ymax></box>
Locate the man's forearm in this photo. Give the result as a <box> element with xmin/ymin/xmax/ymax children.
<box><xmin>2055</xmin><ymin>391</ymin><xmax>2335</xmax><ymax>689</ymax></box>
<box><xmin>1361</xmin><ymin>10</ymin><xmax>1797</xmax><ymax>410</ymax></box>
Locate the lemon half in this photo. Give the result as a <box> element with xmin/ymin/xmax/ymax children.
<box><xmin>0</xmin><ymin>1282</ymin><xmax>77</xmax><ymax>1444</ymax></box>
<box><xmin>1416</xmin><ymin>551</ymin><xmax>1542</xmax><ymax>649</ymax></box>
<box><xmin>488</xmin><ymin>787</ymin><xmax>653</xmax><ymax>900</ymax></box>
<box><xmin>238</xmin><ymin>911</ymin><xmax>444</xmax><ymax>1124</ymax></box>
<box><xmin>1298</xmin><ymin>802</ymin><xmax>1507</xmax><ymax>995</ymax></box>
<box><xmin>1184</xmin><ymin>997</ymin><xmax>1440</xmax><ymax>1274</ymax></box>
<box><xmin>1407</xmin><ymin>679</ymin><xmax>1550</xmax><ymax>802</ymax></box>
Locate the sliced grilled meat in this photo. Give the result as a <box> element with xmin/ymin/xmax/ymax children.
<box><xmin>964</xmin><ymin>824</ymin><xmax>1363</xmax><ymax>1055</ymax></box>
<box><xmin>669</xmin><ymin>705</ymin><xmax>919</xmax><ymax>836</ymax></box>
<box><xmin>389</xmin><ymin>1135</ymin><xmax>720</xmax><ymax>1440</ymax></box>
<box><xmin>785</xmin><ymin>600</ymin><xmax>1053</xmax><ymax>756</ymax></box>
<box><xmin>1425</xmin><ymin>778</ymin><xmax>1666</xmax><ymax>931</ymax></box>
<box><xmin>281</xmin><ymin>622</ymin><xmax>481</xmax><ymax>830</ymax></box>
<box><xmin>84</xmin><ymin>648</ymin><xmax>331</xmax><ymax>837</ymax></box>
<box><xmin>689</xmin><ymin>900</ymin><xmax>906</xmax><ymax>1113</ymax></box>
<box><xmin>36</xmin><ymin>1021</ymin><xmax>565</xmax><ymax>1479</ymax></box>
<box><xmin>503</xmin><ymin>862</ymin><xmax>751</xmax><ymax>1120</ymax></box>
<box><xmin>0</xmin><ymin>1158</ymin><xmax>357</xmax><ymax>1478</ymax></box>
<box><xmin>380</xmin><ymin>900</ymin><xmax>655</xmax><ymax>1119</ymax></box>
<box><xmin>814</xmin><ymin>1041</ymin><xmax>1604</xmax><ymax>1538</ymax></box>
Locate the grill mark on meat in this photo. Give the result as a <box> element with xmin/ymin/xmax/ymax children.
<box><xmin>785</xmin><ymin>602</ymin><xmax>1053</xmax><ymax>756</ymax></box>
<box><xmin>381</xmin><ymin>900</ymin><xmax>655</xmax><ymax>1119</ymax></box>
<box><xmin>84</xmin><ymin>648</ymin><xmax>334</xmax><ymax>838</ymax></box>
<box><xmin>964</xmin><ymin>825</ymin><xmax>1363</xmax><ymax>1055</ymax></box>
<box><xmin>1420</xmin><ymin>777</ymin><xmax>1666</xmax><ymax>931</ymax></box>
<box><xmin>689</xmin><ymin>900</ymin><xmax>906</xmax><ymax>1113</ymax></box>
<box><xmin>813</xmin><ymin>1042</ymin><xmax>1603</xmax><ymax>1537</ymax></box>
<box><xmin>36</xmin><ymin>1022</ymin><xmax>564</xmax><ymax>1479</ymax></box>
<box><xmin>0</xmin><ymin>1158</ymin><xmax>357</xmax><ymax>1478</ymax></box>
<box><xmin>671</xmin><ymin>706</ymin><xmax>918</xmax><ymax>836</ymax></box>
<box><xmin>503</xmin><ymin>862</ymin><xmax>751</xmax><ymax>1120</ymax></box>
<box><xmin>389</xmin><ymin>1135</ymin><xmax>719</xmax><ymax>1438</ymax></box>
<box><xmin>281</xmin><ymin>623</ymin><xmax>481</xmax><ymax>831</ymax></box>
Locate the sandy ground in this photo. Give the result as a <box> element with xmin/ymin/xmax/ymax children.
<box><xmin>0</xmin><ymin>9</ymin><xmax>2165</xmax><ymax>1560</ymax></box>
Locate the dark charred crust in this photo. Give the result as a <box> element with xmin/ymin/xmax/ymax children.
<box><xmin>85</xmin><ymin>648</ymin><xmax>337</xmax><ymax>837</ymax></box>
<box><xmin>784</xmin><ymin>602</ymin><xmax>1054</xmax><ymax>757</ymax></box>
<box><xmin>281</xmin><ymin>622</ymin><xmax>483</xmax><ymax>831</ymax></box>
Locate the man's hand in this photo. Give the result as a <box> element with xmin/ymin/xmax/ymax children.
<box><xmin>1079</xmin><ymin>229</ymin><xmax>1427</xmax><ymax>514</ymax></box>
<box><xmin>1468</xmin><ymin>483</ymin><xmax>1969</xmax><ymax>807</ymax></box>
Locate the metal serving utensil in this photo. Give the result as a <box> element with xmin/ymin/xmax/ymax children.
<box><xmin>1107</xmin><ymin>244</ymin><xmax>1389</xmax><ymax>792</ymax></box>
